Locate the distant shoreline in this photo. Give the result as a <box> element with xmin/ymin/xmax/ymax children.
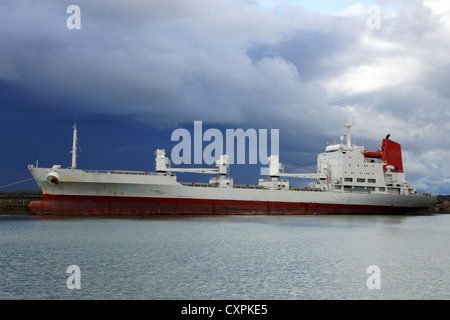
<box><xmin>0</xmin><ymin>190</ymin><xmax>42</xmax><ymax>198</ymax></box>
<box><xmin>0</xmin><ymin>191</ymin><xmax>41</xmax><ymax>214</ymax></box>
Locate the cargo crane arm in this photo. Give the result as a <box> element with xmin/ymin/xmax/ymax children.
<box><xmin>277</xmin><ymin>172</ymin><xmax>327</xmax><ymax>179</ymax></box>
<box><xmin>155</xmin><ymin>149</ymin><xmax>229</xmax><ymax>175</ymax></box>
<box><xmin>264</xmin><ymin>155</ymin><xmax>327</xmax><ymax>179</ymax></box>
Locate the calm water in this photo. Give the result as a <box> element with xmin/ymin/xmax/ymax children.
<box><xmin>0</xmin><ymin>213</ymin><xmax>449</xmax><ymax>300</ymax></box>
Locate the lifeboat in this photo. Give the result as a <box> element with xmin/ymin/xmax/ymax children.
<box><xmin>364</xmin><ymin>150</ymin><xmax>383</xmax><ymax>158</ymax></box>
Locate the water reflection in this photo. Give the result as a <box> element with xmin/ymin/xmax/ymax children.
<box><xmin>0</xmin><ymin>213</ymin><xmax>448</xmax><ymax>299</ymax></box>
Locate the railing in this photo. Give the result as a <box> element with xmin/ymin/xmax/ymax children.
<box><xmin>180</xmin><ymin>182</ymin><xmax>315</xmax><ymax>191</ymax></box>
<box><xmin>81</xmin><ymin>169</ymin><xmax>164</xmax><ymax>176</ymax></box>
<box><xmin>233</xmin><ymin>184</ymin><xmax>265</xmax><ymax>190</ymax></box>
<box><xmin>181</xmin><ymin>182</ymin><xmax>212</xmax><ymax>188</ymax></box>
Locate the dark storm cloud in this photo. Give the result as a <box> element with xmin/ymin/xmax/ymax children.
<box><xmin>1</xmin><ymin>0</ymin><xmax>449</xmax><ymax>192</ymax></box>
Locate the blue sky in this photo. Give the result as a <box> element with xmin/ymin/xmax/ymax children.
<box><xmin>1</xmin><ymin>0</ymin><xmax>450</xmax><ymax>194</ymax></box>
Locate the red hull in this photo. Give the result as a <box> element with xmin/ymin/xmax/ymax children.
<box><xmin>28</xmin><ymin>194</ymin><xmax>422</xmax><ymax>215</ymax></box>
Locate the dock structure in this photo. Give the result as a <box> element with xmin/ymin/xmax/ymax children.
<box><xmin>0</xmin><ymin>192</ymin><xmax>41</xmax><ymax>214</ymax></box>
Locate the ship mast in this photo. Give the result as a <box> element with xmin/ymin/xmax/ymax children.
<box><xmin>344</xmin><ymin>118</ymin><xmax>355</xmax><ymax>148</ymax></box>
<box><xmin>71</xmin><ymin>123</ymin><xmax>78</xmax><ymax>169</ymax></box>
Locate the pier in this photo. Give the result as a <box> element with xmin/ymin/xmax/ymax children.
<box><xmin>0</xmin><ymin>191</ymin><xmax>41</xmax><ymax>214</ymax></box>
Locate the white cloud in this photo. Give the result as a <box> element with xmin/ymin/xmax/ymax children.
<box><xmin>424</xmin><ymin>0</ymin><xmax>450</xmax><ymax>16</ymax></box>
<box><xmin>324</xmin><ymin>56</ymin><xmax>422</xmax><ymax>97</ymax></box>
<box><xmin>360</xmin><ymin>35</ymin><xmax>406</xmax><ymax>53</ymax></box>
<box><xmin>331</xmin><ymin>3</ymin><xmax>366</xmax><ymax>17</ymax></box>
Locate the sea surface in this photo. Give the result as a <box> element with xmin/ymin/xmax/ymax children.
<box><xmin>0</xmin><ymin>213</ymin><xmax>449</xmax><ymax>300</ymax></box>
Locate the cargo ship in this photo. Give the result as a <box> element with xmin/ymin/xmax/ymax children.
<box><xmin>27</xmin><ymin>121</ymin><xmax>437</xmax><ymax>215</ymax></box>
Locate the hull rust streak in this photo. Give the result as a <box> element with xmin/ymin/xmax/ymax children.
<box><xmin>29</xmin><ymin>194</ymin><xmax>428</xmax><ymax>215</ymax></box>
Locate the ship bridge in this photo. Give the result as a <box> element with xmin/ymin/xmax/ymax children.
<box><xmin>258</xmin><ymin>120</ymin><xmax>417</xmax><ymax>196</ymax></box>
<box><xmin>311</xmin><ymin>121</ymin><xmax>415</xmax><ymax>195</ymax></box>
